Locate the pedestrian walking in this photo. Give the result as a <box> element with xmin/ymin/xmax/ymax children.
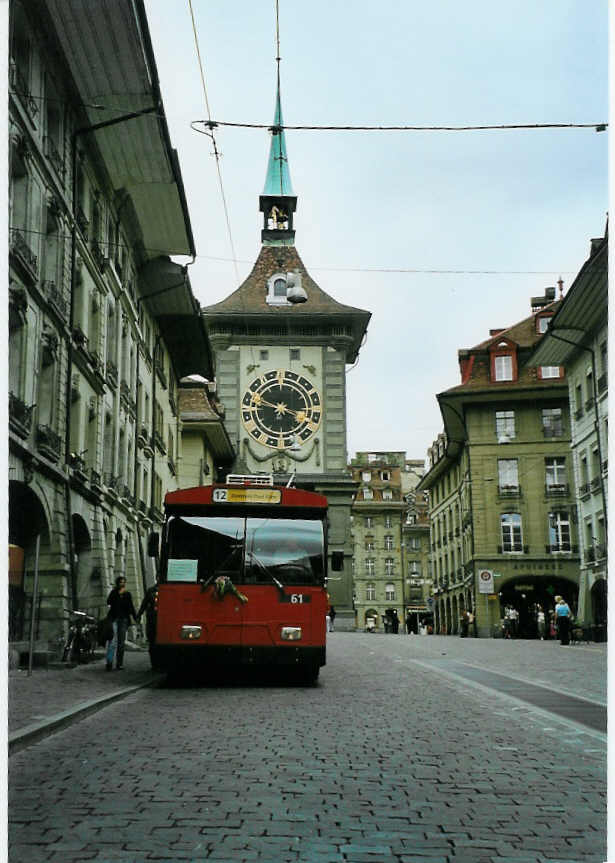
<box><xmin>105</xmin><ymin>576</ymin><xmax>138</xmax><ymax>670</ymax></box>
<box><xmin>537</xmin><ymin>606</ymin><xmax>546</xmax><ymax>640</ymax></box>
<box><xmin>555</xmin><ymin>596</ymin><xmax>572</xmax><ymax>645</ymax></box>
<box><xmin>460</xmin><ymin>611</ymin><xmax>469</xmax><ymax>638</ymax></box>
<box><xmin>390</xmin><ymin>609</ymin><xmax>400</xmax><ymax>634</ymax></box>
<box><xmin>468</xmin><ymin>610</ymin><xmax>476</xmax><ymax>637</ymax></box>
<box><xmin>328</xmin><ymin>605</ymin><xmax>336</xmax><ymax>632</ymax></box>
<box><xmin>405</xmin><ymin>611</ymin><xmax>413</xmax><ymax>634</ymax></box>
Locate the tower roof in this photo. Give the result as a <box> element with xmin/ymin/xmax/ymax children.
<box><xmin>262</xmin><ymin>83</ymin><xmax>294</xmax><ymax>197</ymax></box>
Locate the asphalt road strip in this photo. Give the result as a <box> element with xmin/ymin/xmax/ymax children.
<box><xmin>407</xmin><ymin>657</ymin><xmax>606</xmax><ymax>736</ymax></box>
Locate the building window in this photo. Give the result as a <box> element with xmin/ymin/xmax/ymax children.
<box><xmin>266</xmin><ymin>273</ymin><xmax>290</xmax><ymax>305</ymax></box>
<box><xmin>366</xmin><ymin>583</ymin><xmax>376</xmax><ymax>601</ymax></box>
<box><xmin>549</xmin><ymin>511</ymin><xmax>571</xmax><ymax>552</ymax></box>
<box><xmin>363</xmin><ymin>488</ymin><xmax>373</xmax><ymax>500</ymax></box>
<box><xmin>384</xmin><ymin>515</ymin><xmax>392</xmax><ymax>528</ymax></box>
<box><xmin>494</xmin><ymin>354</ymin><xmax>513</xmax><ymax>382</ymax></box>
<box><xmin>500</xmin><ymin>513</ymin><xmax>523</xmax><ymax>552</ymax></box>
<box><xmin>365</xmin><ymin>517</ymin><xmax>373</xmax><ymax>528</ymax></box>
<box><xmin>385</xmin><ymin>583</ymin><xmax>396</xmax><ymax>601</ymax></box>
<box><xmin>365</xmin><ymin>559</ymin><xmax>375</xmax><ymax>576</ymax></box>
<box><xmin>364</xmin><ymin>540</ymin><xmax>374</xmax><ymax>552</ymax></box>
<box><xmin>381</xmin><ymin>470</ymin><xmax>391</xmax><ymax>481</ymax></box>
<box><xmin>368</xmin><ymin>453</ymin><xmax>378</xmax><ymax>463</ymax></box>
<box><xmin>498</xmin><ymin>459</ymin><xmax>518</xmax><ymax>491</ymax></box>
<box><xmin>542</xmin><ymin>408</ymin><xmax>563</xmax><ymax>437</ymax></box>
<box><xmin>537</xmin><ymin>315</ymin><xmax>551</xmax><ymax>333</ymax></box>
<box><xmin>259</xmin><ymin>350</ymin><xmax>269</xmax><ymax>361</ymax></box>
<box><xmin>385</xmin><ymin>558</ymin><xmax>394</xmax><ymax>575</ymax></box>
<box><xmin>495</xmin><ymin>410</ymin><xmax>515</xmax><ymax>441</ymax></box>
<box><xmin>289</xmin><ymin>348</ymin><xmax>300</xmax><ymax>361</ymax></box>
<box><xmin>362</xmin><ymin>471</ymin><xmax>371</xmax><ymax>482</ymax></box>
<box><xmin>540</xmin><ymin>366</ymin><xmax>561</xmax><ymax>379</ymax></box>
<box><xmin>382</xmin><ymin>489</ymin><xmax>393</xmax><ymax>500</ymax></box>
<box><xmin>545</xmin><ymin>457</ymin><xmax>566</xmax><ymax>488</ymax></box>
<box><xmin>384</xmin><ymin>535</ymin><xmax>393</xmax><ymax>551</ymax></box>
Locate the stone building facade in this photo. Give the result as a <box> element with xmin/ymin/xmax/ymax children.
<box><xmin>529</xmin><ymin>231</ymin><xmax>608</xmax><ymax>637</ymax></box>
<box><xmin>401</xmin><ymin>467</ymin><xmax>432</xmax><ymax>633</ymax></box>
<box><xmin>349</xmin><ymin>452</ymin><xmax>407</xmax><ymax>631</ymax></box>
<box><xmin>417</xmin><ymin>289</ymin><xmax>580</xmax><ymax>638</ymax></box>
<box><xmin>8</xmin><ymin>0</ymin><xmax>214</xmax><ymax>654</ymax></box>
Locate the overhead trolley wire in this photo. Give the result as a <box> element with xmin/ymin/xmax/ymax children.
<box><xmin>194</xmin><ymin>120</ymin><xmax>608</xmax><ymax>133</ymax></box>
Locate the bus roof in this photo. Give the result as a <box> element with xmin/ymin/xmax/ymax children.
<box><xmin>164</xmin><ymin>484</ymin><xmax>328</xmax><ymax>509</ymax></box>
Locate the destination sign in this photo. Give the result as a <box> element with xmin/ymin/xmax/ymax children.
<box><xmin>213</xmin><ymin>488</ymin><xmax>281</xmax><ymax>504</ymax></box>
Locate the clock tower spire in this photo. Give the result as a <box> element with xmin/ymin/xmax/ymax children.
<box><xmin>259</xmin><ymin>80</ymin><xmax>297</xmax><ymax>246</ymax></box>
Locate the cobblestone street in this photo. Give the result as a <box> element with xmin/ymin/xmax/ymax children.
<box><xmin>9</xmin><ymin>634</ymin><xmax>606</xmax><ymax>863</ymax></box>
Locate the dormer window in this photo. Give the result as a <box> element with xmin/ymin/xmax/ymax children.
<box><xmin>494</xmin><ymin>355</ymin><xmax>513</xmax><ymax>381</ymax></box>
<box><xmin>490</xmin><ymin>340</ymin><xmax>518</xmax><ymax>382</ymax></box>
<box><xmin>266</xmin><ymin>272</ymin><xmax>290</xmax><ymax>305</ymax></box>
<box><xmin>537</xmin><ymin>315</ymin><xmax>552</xmax><ymax>334</ymax></box>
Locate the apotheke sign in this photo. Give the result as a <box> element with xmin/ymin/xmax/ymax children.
<box><xmin>478</xmin><ymin>569</ymin><xmax>495</xmax><ymax>593</ymax></box>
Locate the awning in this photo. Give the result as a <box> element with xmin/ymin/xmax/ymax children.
<box><xmin>45</xmin><ymin>0</ymin><xmax>195</xmax><ymax>260</ymax></box>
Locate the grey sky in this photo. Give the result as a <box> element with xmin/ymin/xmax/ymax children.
<box><xmin>143</xmin><ymin>0</ymin><xmax>608</xmax><ymax>463</ymax></box>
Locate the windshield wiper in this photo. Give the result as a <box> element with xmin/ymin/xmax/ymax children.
<box><xmin>247</xmin><ymin>552</ymin><xmax>286</xmax><ymax>597</ymax></box>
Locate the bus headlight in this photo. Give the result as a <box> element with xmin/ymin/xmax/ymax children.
<box><xmin>181</xmin><ymin>625</ymin><xmax>202</xmax><ymax>640</ymax></box>
<box><xmin>281</xmin><ymin>626</ymin><xmax>302</xmax><ymax>641</ymax></box>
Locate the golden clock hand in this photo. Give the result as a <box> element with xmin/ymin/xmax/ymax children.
<box><xmin>252</xmin><ymin>396</ymin><xmax>304</xmax><ymax>419</ymax></box>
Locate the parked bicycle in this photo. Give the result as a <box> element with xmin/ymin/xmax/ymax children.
<box><xmin>61</xmin><ymin>610</ymin><xmax>98</xmax><ymax>663</ymax></box>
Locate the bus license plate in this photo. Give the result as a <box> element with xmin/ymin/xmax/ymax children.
<box><xmin>279</xmin><ymin>593</ymin><xmax>311</xmax><ymax>603</ymax></box>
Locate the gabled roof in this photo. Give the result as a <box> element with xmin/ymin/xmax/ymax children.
<box><xmin>201</xmin><ymin>245</ymin><xmax>371</xmax><ymax>362</ymax></box>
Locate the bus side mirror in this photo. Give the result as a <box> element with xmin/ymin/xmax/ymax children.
<box><xmin>331</xmin><ymin>551</ymin><xmax>344</xmax><ymax>571</ymax></box>
<box><xmin>147</xmin><ymin>532</ymin><xmax>159</xmax><ymax>558</ymax></box>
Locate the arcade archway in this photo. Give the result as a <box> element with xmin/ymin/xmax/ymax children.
<box><xmin>497</xmin><ymin>576</ymin><xmax>578</xmax><ymax>638</ymax></box>
<box><xmin>9</xmin><ymin>481</ymin><xmax>51</xmax><ymax>641</ymax></box>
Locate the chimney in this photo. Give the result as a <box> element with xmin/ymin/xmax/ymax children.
<box><xmin>489</xmin><ymin>328</ymin><xmax>505</xmax><ymax>336</ymax></box>
<box><xmin>531</xmin><ymin>287</ymin><xmax>556</xmax><ymax>311</ymax></box>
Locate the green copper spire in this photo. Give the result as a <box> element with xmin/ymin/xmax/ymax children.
<box><xmin>263</xmin><ymin>83</ymin><xmax>294</xmax><ymax>197</ymax></box>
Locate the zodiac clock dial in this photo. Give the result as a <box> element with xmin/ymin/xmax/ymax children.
<box><xmin>241</xmin><ymin>369</ymin><xmax>322</xmax><ymax>450</ymax></box>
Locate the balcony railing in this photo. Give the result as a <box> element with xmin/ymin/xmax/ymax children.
<box><xmin>545</xmin><ymin>483</ymin><xmax>568</xmax><ymax>497</ymax></box>
<box><xmin>585</xmin><ymin>397</ymin><xmax>595</xmax><ymax>411</ymax></box>
<box><xmin>574</xmin><ymin>408</ymin><xmax>584</xmax><ymax>421</ymax></box>
<box><xmin>44</xmin><ymin>135</ymin><xmax>64</xmax><ymax>175</ymax></box>
<box><xmin>36</xmin><ymin>425</ymin><xmax>62</xmax><ymax>461</ymax></box>
<box><xmin>543</xmin><ymin>425</ymin><xmax>563</xmax><ymax>438</ymax></box>
<box><xmin>545</xmin><ymin>544</ymin><xmax>577</xmax><ymax>555</ymax></box>
<box><xmin>42</xmin><ymin>280</ymin><xmax>67</xmax><ymax>319</ymax></box>
<box><xmin>590</xmin><ymin>476</ymin><xmax>602</xmax><ymax>493</ymax></box>
<box><xmin>106</xmin><ymin>361</ymin><xmax>118</xmax><ymax>388</ymax></box>
<box><xmin>9</xmin><ymin>392</ymin><xmax>34</xmax><ymax>438</ymax></box>
<box><xmin>76</xmin><ymin>205</ymin><xmax>89</xmax><ymax>239</ymax></box>
<box><xmin>498</xmin><ymin>484</ymin><xmax>521</xmax><ymax>497</ymax></box>
<box><xmin>10</xmin><ymin>228</ymin><xmax>38</xmax><ymax>280</ymax></box>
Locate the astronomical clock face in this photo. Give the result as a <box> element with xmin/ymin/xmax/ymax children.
<box><xmin>241</xmin><ymin>369</ymin><xmax>322</xmax><ymax>450</ymax></box>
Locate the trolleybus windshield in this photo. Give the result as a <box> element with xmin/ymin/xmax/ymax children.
<box><xmin>164</xmin><ymin>516</ymin><xmax>325</xmax><ymax>587</ymax></box>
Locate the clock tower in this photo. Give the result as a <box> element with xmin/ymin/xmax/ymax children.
<box><xmin>201</xmin><ymin>83</ymin><xmax>370</xmax><ymax>627</ymax></box>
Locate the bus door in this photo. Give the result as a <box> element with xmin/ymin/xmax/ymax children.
<box><xmin>161</xmin><ymin>514</ymin><xmax>247</xmax><ymax>647</ymax></box>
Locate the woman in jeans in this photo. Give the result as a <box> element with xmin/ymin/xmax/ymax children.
<box><xmin>105</xmin><ymin>576</ymin><xmax>138</xmax><ymax>670</ymax></box>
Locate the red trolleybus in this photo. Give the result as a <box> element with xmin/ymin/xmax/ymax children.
<box><xmin>147</xmin><ymin>475</ymin><xmax>342</xmax><ymax>683</ymax></box>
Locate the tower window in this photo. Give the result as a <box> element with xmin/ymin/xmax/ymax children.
<box><xmin>259</xmin><ymin>350</ymin><xmax>269</xmax><ymax>361</ymax></box>
<box><xmin>290</xmin><ymin>348</ymin><xmax>300</xmax><ymax>361</ymax></box>
<box><xmin>266</xmin><ymin>272</ymin><xmax>291</xmax><ymax>305</ymax></box>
